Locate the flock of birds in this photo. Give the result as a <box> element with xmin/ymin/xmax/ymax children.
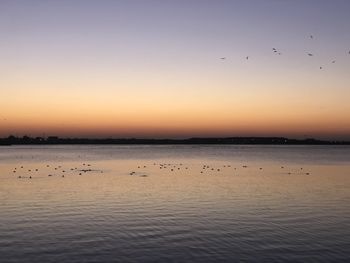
<box><xmin>219</xmin><ymin>35</ymin><xmax>350</xmax><ymax>70</ymax></box>
<box><xmin>130</xmin><ymin>163</ymin><xmax>311</xmax><ymax>176</ymax></box>
<box><xmin>12</xmin><ymin>163</ymin><xmax>103</xmax><ymax>179</ymax></box>
<box><xmin>11</xmin><ymin>162</ymin><xmax>311</xmax><ymax>179</ymax></box>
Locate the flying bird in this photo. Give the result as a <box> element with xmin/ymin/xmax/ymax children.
<box><xmin>220</xmin><ymin>57</ymin><xmax>226</xmax><ymax>60</ymax></box>
<box><xmin>332</xmin><ymin>60</ymin><xmax>336</xmax><ymax>64</ymax></box>
<box><xmin>246</xmin><ymin>56</ymin><xmax>249</xmax><ymax>60</ymax></box>
<box><xmin>320</xmin><ymin>66</ymin><xmax>323</xmax><ymax>70</ymax></box>
<box><xmin>307</xmin><ymin>53</ymin><xmax>313</xmax><ymax>56</ymax></box>
<box><xmin>310</xmin><ymin>35</ymin><xmax>313</xmax><ymax>39</ymax></box>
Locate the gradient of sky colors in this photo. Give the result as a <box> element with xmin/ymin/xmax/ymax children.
<box><xmin>1</xmin><ymin>0</ymin><xmax>350</xmax><ymax>139</ymax></box>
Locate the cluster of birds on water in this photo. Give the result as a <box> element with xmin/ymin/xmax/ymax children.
<box><xmin>219</xmin><ymin>35</ymin><xmax>350</xmax><ymax>70</ymax></box>
<box><xmin>128</xmin><ymin>162</ymin><xmax>311</xmax><ymax>177</ymax></box>
<box><xmin>11</xmin><ymin>162</ymin><xmax>311</xmax><ymax>180</ymax></box>
<box><xmin>12</xmin><ymin>163</ymin><xmax>103</xmax><ymax>179</ymax></box>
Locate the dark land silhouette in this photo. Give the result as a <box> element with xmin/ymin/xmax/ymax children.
<box><xmin>0</xmin><ymin>135</ymin><xmax>349</xmax><ymax>145</ymax></box>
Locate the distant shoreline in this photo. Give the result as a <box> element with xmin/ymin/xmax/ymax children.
<box><xmin>1</xmin><ymin>136</ymin><xmax>349</xmax><ymax>146</ymax></box>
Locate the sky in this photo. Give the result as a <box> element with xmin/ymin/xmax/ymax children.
<box><xmin>1</xmin><ymin>0</ymin><xmax>350</xmax><ymax>139</ymax></box>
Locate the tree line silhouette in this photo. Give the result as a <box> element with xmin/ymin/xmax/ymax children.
<box><xmin>0</xmin><ymin>135</ymin><xmax>349</xmax><ymax>145</ymax></box>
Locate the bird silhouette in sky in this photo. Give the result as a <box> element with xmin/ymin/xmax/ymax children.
<box><xmin>272</xmin><ymin>47</ymin><xmax>282</xmax><ymax>55</ymax></box>
<box><xmin>307</xmin><ymin>53</ymin><xmax>313</xmax><ymax>56</ymax></box>
<box><xmin>332</xmin><ymin>60</ymin><xmax>336</xmax><ymax>64</ymax></box>
<box><xmin>310</xmin><ymin>35</ymin><xmax>313</xmax><ymax>39</ymax></box>
<box><xmin>246</xmin><ymin>56</ymin><xmax>249</xmax><ymax>60</ymax></box>
<box><xmin>220</xmin><ymin>57</ymin><xmax>226</xmax><ymax>60</ymax></box>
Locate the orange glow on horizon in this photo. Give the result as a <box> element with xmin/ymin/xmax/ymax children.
<box><xmin>2</xmin><ymin>100</ymin><xmax>350</xmax><ymax>139</ymax></box>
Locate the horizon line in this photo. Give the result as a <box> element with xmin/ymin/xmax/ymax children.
<box><xmin>1</xmin><ymin>135</ymin><xmax>349</xmax><ymax>145</ymax></box>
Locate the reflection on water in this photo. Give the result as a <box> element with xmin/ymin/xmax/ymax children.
<box><xmin>0</xmin><ymin>145</ymin><xmax>350</xmax><ymax>262</ymax></box>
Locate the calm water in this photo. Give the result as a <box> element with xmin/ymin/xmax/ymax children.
<box><xmin>0</xmin><ymin>145</ymin><xmax>349</xmax><ymax>262</ymax></box>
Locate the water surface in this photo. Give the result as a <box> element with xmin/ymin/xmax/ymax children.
<box><xmin>1</xmin><ymin>145</ymin><xmax>349</xmax><ymax>262</ymax></box>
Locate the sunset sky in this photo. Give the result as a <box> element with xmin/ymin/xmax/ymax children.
<box><xmin>1</xmin><ymin>0</ymin><xmax>350</xmax><ymax>139</ymax></box>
